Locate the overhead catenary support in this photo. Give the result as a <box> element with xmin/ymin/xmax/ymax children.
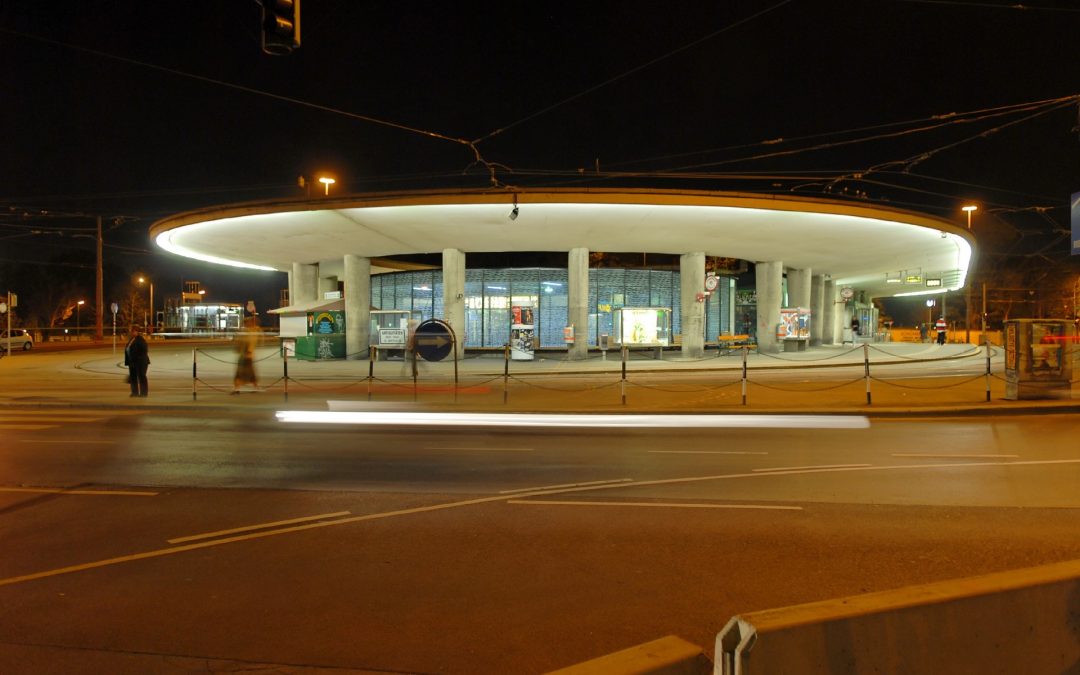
<box><xmin>680</xmin><ymin>252</ymin><xmax>706</xmax><ymax>359</ymax></box>
<box><xmin>343</xmin><ymin>255</ymin><xmax>370</xmax><ymax>360</ymax></box>
<box><xmin>756</xmin><ymin>261</ymin><xmax>783</xmax><ymax>353</ymax></box>
<box><xmin>810</xmin><ymin>274</ymin><xmax>824</xmax><ymax>346</ymax></box>
<box><xmin>442</xmin><ymin>248</ymin><xmax>466</xmax><ymax>359</ymax></box>
<box><xmin>567</xmin><ymin>248</ymin><xmax>589</xmax><ymax>361</ymax></box>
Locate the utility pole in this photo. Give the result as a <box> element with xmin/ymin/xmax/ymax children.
<box><xmin>95</xmin><ymin>215</ymin><xmax>104</xmax><ymax>341</ymax></box>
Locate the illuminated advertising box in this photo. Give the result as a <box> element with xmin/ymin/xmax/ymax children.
<box><xmin>615</xmin><ymin>308</ymin><xmax>671</xmax><ymax>346</ymax></box>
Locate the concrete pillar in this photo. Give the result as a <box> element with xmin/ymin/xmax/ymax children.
<box><xmin>567</xmin><ymin>248</ymin><xmax>589</xmax><ymax>360</ymax></box>
<box><xmin>787</xmin><ymin>267</ymin><xmax>811</xmax><ymax>309</ymax></box>
<box><xmin>287</xmin><ymin>270</ymin><xmax>294</xmax><ymax>306</ymax></box>
<box><xmin>810</xmin><ymin>274</ymin><xmax>824</xmax><ymax>346</ymax></box>
<box><xmin>318</xmin><ymin>275</ymin><xmax>339</xmax><ymax>299</ymax></box>
<box><xmin>822</xmin><ymin>279</ymin><xmax>837</xmax><ymax>345</ymax></box>
<box><xmin>442</xmin><ymin>248</ymin><xmax>466</xmax><ymax>358</ymax></box>
<box><xmin>344</xmin><ymin>255</ymin><xmax>371</xmax><ymax>360</ymax></box>
<box><xmin>680</xmin><ymin>252</ymin><xmax>706</xmax><ymax>359</ymax></box>
<box><xmin>291</xmin><ymin>262</ymin><xmax>319</xmax><ymax>304</ymax></box>
<box><xmin>755</xmin><ymin>261</ymin><xmax>783</xmax><ymax>353</ymax></box>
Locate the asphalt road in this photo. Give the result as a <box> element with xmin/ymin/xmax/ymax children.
<box><xmin>1</xmin><ymin>408</ymin><xmax>1079</xmax><ymax>673</ymax></box>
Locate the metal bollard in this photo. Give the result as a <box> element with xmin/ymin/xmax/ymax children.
<box><xmin>368</xmin><ymin>346</ymin><xmax>375</xmax><ymax>401</ymax></box>
<box><xmin>503</xmin><ymin>343</ymin><xmax>510</xmax><ymax>405</ymax></box>
<box><xmin>863</xmin><ymin>343</ymin><xmax>871</xmax><ymax>405</ymax></box>
<box><xmin>741</xmin><ymin>345</ymin><xmax>748</xmax><ymax>405</ymax></box>
<box><xmin>985</xmin><ymin>337</ymin><xmax>992</xmax><ymax>402</ymax></box>
<box><xmin>621</xmin><ymin>345</ymin><xmax>628</xmax><ymax>406</ymax></box>
<box><xmin>192</xmin><ymin>349</ymin><xmax>197</xmax><ymax>401</ymax></box>
<box><xmin>283</xmin><ymin>350</ymin><xmax>289</xmax><ymax>402</ymax></box>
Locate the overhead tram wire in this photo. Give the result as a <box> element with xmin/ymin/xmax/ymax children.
<box><xmin>604</xmin><ymin>94</ymin><xmax>1079</xmax><ymax>170</ymax></box>
<box><xmin>469</xmin><ymin>0</ymin><xmax>793</xmax><ymax>146</ymax></box>
<box><xmin>656</xmin><ymin>96</ymin><xmax>1078</xmax><ymax>173</ymax></box>
<box><xmin>888</xmin><ymin>0</ymin><xmax>1080</xmax><ymax>12</ymax></box>
<box><xmin>0</xmin><ymin>27</ymin><xmax>504</xmax><ymax>187</ymax></box>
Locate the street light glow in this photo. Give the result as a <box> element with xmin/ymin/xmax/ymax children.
<box><xmin>318</xmin><ymin>176</ymin><xmax>336</xmax><ymax>196</ymax></box>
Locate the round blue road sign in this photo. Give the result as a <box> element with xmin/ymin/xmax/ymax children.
<box><xmin>414</xmin><ymin>319</ymin><xmax>455</xmax><ymax>361</ymax></box>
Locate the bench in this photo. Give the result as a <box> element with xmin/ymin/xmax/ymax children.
<box><xmin>717</xmin><ymin>334</ymin><xmax>754</xmax><ymax>356</ymax></box>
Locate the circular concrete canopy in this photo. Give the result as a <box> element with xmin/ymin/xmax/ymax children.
<box><xmin>151</xmin><ymin>188</ymin><xmax>973</xmax><ymax>300</ymax></box>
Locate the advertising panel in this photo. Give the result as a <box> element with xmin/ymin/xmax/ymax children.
<box><xmin>779</xmin><ymin>307</ymin><xmax>811</xmax><ymax>339</ymax></box>
<box><xmin>617</xmin><ymin>308</ymin><xmax>671</xmax><ymax>346</ymax></box>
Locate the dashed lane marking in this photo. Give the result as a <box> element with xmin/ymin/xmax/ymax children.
<box><xmin>753</xmin><ymin>463</ymin><xmax>872</xmax><ymax>472</ymax></box>
<box><xmin>892</xmin><ymin>453</ymin><xmax>1019</xmax><ymax>459</ymax></box>
<box><xmin>0</xmin><ymin>487</ymin><xmax>157</xmax><ymax>496</ymax></box>
<box><xmin>508</xmin><ymin>499</ymin><xmax>802</xmax><ymax>511</ymax></box>
<box><xmin>168</xmin><ymin>511</ymin><xmax>352</xmax><ymax>544</ymax></box>
<box><xmin>499</xmin><ymin>478</ymin><xmax>633</xmax><ymax>494</ymax></box>
<box><xmin>649</xmin><ymin>450</ymin><xmax>769</xmax><ymax>455</ymax></box>
<box><xmin>4</xmin><ymin>457</ymin><xmax>1080</xmax><ymax>588</ymax></box>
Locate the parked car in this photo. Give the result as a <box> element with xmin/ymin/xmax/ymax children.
<box><xmin>0</xmin><ymin>328</ymin><xmax>34</xmax><ymax>351</ymax></box>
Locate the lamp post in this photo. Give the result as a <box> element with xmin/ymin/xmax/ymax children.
<box><xmin>76</xmin><ymin>300</ymin><xmax>85</xmax><ymax>340</ymax></box>
<box><xmin>926</xmin><ymin>299</ymin><xmax>936</xmax><ymax>329</ymax></box>
<box><xmin>137</xmin><ymin>276</ymin><xmax>153</xmax><ymax>333</ymax></box>
<box><xmin>318</xmin><ymin>176</ymin><xmax>336</xmax><ymax>196</ymax></box>
<box><xmin>962</xmin><ymin>205</ymin><xmax>978</xmax><ymax>342</ymax></box>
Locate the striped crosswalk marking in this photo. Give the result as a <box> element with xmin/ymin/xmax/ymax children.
<box><xmin>0</xmin><ymin>410</ymin><xmax>142</xmax><ymax>432</ymax></box>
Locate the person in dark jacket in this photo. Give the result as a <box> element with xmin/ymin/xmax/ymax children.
<box><xmin>124</xmin><ymin>325</ymin><xmax>150</xmax><ymax>397</ymax></box>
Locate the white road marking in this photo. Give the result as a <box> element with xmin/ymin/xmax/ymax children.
<box><xmin>499</xmin><ymin>478</ymin><xmax>633</xmax><ymax>494</ymax></box>
<box><xmin>892</xmin><ymin>453</ymin><xmax>1019</xmax><ymax>459</ymax></box>
<box><xmin>753</xmin><ymin>463</ymin><xmax>872</xmax><ymax>472</ymax></box>
<box><xmin>5</xmin><ymin>457</ymin><xmax>1080</xmax><ymax>588</ymax></box>
<box><xmin>649</xmin><ymin>450</ymin><xmax>769</xmax><ymax>455</ymax></box>
<box><xmin>20</xmin><ymin>439</ymin><xmax>115</xmax><ymax>444</ymax></box>
<box><xmin>0</xmin><ymin>416</ymin><xmax>103</xmax><ymax>422</ymax></box>
<box><xmin>425</xmin><ymin>447</ymin><xmax>534</xmax><ymax>452</ymax></box>
<box><xmin>0</xmin><ymin>487</ymin><xmax>157</xmax><ymax>496</ymax></box>
<box><xmin>508</xmin><ymin>499</ymin><xmax>802</xmax><ymax>511</ymax></box>
<box><xmin>168</xmin><ymin>511</ymin><xmax>352</xmax><ymax>544</ymax></box>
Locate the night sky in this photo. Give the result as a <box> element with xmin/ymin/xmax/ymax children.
<box><xmin>2</xmin><ymin>1</ymin><xmax>1078</xmax><ymax>319</ymax></box>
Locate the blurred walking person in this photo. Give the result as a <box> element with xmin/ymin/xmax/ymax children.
<box><xmin>233</xmin><ymin>325</ymin><xmax>259</xmax><ymax>393</ymax></box>
<box><xmin>124</xmin><ymin>325</ymin><xmax>150</xmax><ymax>397</ymax></box>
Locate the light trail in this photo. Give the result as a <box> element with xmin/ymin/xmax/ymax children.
<box><xmin>275</xmin><ymin>411</ymin><xmax>870</xmax><ymax>429</ymax></box>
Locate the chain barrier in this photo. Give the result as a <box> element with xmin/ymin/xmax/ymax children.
<box><xmin>507</xmin><ymin>374</ymin><xmax>621</xmax><ymax>392</ymax></box>
<box><xmin>748</xmin><ymin>376</ymin><xmax>866</xmax><ymax>393</ymax></box>
<box><xmin>625</xmin><ymin>378</ymin><xmax>743</xmax><ymax>393</ymax></box>
<box><xmin>869</xmin><ymin>374</ymin><xmax>987</xmax><ymax>390</ymax></box>
<box><xmin>867</xmin><ymin>344</ymin><xmax>983</xmax><ymax>361</ymax></box>
<box><xmin>754</xmin><ymin>346</ymin><xmax>863</xmax><ymax>362</ymax></box>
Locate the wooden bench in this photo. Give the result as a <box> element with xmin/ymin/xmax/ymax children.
<box><xmin>717</xmin><ymin>334</ymin><xmax>754</xmax><ymax>355</ymax></box>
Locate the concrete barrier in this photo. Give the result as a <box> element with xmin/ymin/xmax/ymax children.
<box><xmin>547</xmin><ymin>635</ymin><xmax>711</xmax><ymax>675</ymax></box>
<box><xmin>715</xmin><ymin>558</ymin><xmax>1080</xmax><ymax>674</ymax></box>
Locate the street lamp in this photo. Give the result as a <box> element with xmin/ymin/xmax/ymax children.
<box><xmin>962</xmin><ymin>204</ymin><xmax>978</xmax><ymax>229</ymax></box>
<box><xmin>76</xmin><ymin>300</ymin><xmax>85</xmax><ymax>340</ymax></box>
<box><xmin>318</xmin><ymin>176</ymin><xmax>336</xmax><ymax>196</ymax></box>
<box><xmin>137</xmin><ymin>276</ymin><xmax>153</xmax><ymax>332</ymax></box>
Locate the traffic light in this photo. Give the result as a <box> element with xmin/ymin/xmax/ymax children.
<box><xmin>260</xmin><ymin>0</ymin><xmax>300</xmax><ymax>55</ymax></box>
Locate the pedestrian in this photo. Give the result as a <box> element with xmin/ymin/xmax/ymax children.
<box><xmin>851</xmin><ymin>317</ymin><xmax>860</xmax><ymax>337</ymax></box>
<box><xmin>935</xmin><ymin>316</ymin><xmax>947</xmax><ymax>345</ymax></box>
<box><xmin>919</xmin><ymin>322</ymin><xmax>928</xmax><ymax>343</ymax></box>
<box><xmin>233</xmin><ymin>327</ymin><xmax>259</xmax><ymax>393</ymax></box>
<box><xmin>124</xmin><ymin>325</ymin><xmax>150</xmax><ymax>397</ymax></box>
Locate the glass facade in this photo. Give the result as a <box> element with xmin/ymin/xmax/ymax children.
<box><xmin>370</xmin><ymin>267</ymin><xmax>735</xmax><ymax>348</ymax></box>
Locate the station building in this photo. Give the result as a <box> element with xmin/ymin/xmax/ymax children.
<box><xmin>150</xmin><ymin>188</ymin><xmax>974</xmax><ymax>358</ymax></box>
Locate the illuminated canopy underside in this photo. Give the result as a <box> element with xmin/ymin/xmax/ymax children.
<box><xmin>151</xmin><ymin>188</ymin><xmax>973</xmax><ymax>299</ymax></box>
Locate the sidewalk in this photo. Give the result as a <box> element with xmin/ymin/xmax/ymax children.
<box><xmin>1</xmin><ymin>340</ymin><xmax>1077</xmax><ymax>416</ymax></box>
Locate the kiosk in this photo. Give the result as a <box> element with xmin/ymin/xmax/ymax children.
<box><xmin>1004</xmin><ymin>318</ymin><xmax>1075</xmax><ymax>400</ymax></box>
<box><xmin>779</xmin><ymin>307</ymin><xmax>811</xmax><ymax>352</ymax></box>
